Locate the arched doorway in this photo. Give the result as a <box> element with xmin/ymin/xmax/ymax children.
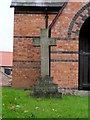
<box><xmin>79</xmin><ymin>16</ymin><xmax>90</xmax><ymax>90</ymax></box>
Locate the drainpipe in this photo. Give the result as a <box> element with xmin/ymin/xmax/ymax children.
<box><xmin>45</xmin><ymin>8</ymin><xmax>48</xmax><ymax>29</ymax></box>
<box><xmin>49</xmin><ymin>2</ymin><xmax>68</xmax><ymax>37</ymax></box>
<box><xmin>48</xmin><ymin>2</ymin><xmax>68</xmax><ymax>76</ymax></box>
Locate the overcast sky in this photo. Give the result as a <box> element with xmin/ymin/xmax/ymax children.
<box><xmin>0</xmin><ymin>0</ymin><xmax>14</xmax><ymax>52</ymax></box>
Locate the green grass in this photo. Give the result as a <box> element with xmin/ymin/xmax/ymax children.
<box><xmin>2</xmin><ymin>88</ymin><xmax>88</xmax><ymax>118</ymax></box>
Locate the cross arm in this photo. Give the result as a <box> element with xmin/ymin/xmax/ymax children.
<box><xmin>32</xmin><ymin>37</ymin><xmax>40</xmax><ymax>46</ymax></box>
<box><xmin>49</xmin><ymin>38</ymin><xmax>57</xmax><ymax>46</ymax></box>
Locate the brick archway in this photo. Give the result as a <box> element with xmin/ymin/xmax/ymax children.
<box><xmin>68</xmin><ymin>2</ymin><xmax>90</xmax><ymax>39</ymax></box>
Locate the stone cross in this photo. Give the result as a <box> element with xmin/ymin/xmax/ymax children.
<box><xmin>32</xmin><ymin>29</ymin><xmax>56</xmax><ymax>78</ymax></box>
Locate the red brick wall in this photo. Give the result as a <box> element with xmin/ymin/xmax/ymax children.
<box><xmin>12</xmin><ymin>2</ymin><xmax>89</xmax><ymax>91</ymax></box>
<box><xmin>51</xmin><ymin>40</ymin><xmax>79</xmax><ymax>88</ymax></box>
<box><xmin>13</xmin><ymin>13</ymin><xmax>56</xmax><ymax>88</ymax></box>
<box><xmin>51</xmin><ymin>2</ymin><xmax>83</xmax><ymax>38</ymax></box>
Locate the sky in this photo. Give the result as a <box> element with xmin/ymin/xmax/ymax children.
<box><xmin>0</xmin><ymin>0</ymin><xmax>14</xmax><ymax>52</ymax></box>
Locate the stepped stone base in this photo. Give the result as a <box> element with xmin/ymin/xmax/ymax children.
<box><xmin>30</xmin><ymin>75</ymin><xmax>62</xmax><ymax>98</ymax></box>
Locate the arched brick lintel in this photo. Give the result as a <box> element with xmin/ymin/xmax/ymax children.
<box><xmin>68</xmin><ymin>2</ymin><xmax>90</xmax><ymax>39</ymax></box>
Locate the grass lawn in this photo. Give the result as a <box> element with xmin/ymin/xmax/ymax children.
<box><xmin>2</xmin><ymin>87</ymin><xmax>88</xmax><ymax>118</ymax></box>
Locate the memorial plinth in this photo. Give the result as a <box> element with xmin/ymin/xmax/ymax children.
<box><xmin>31</xmin><ymin>75</ymin><xmax>62</xmax><ymax>98</ymax></box>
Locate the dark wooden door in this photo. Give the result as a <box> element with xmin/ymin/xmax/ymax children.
<box><xmin>79</xmin><ymin>16</ymin><xmax>90</xmax><ymax>90</ymax></box>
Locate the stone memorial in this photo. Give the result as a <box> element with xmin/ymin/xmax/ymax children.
<box><xmin>31</xmin><ymin>29</ymin><xmax>62</xmax><ymax>98</ymax></box>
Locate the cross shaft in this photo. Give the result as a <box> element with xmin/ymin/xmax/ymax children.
<box><xmin>33</xmin><ymin>29</ymin><xmax>56</xmax><ymax>78</ymax></box>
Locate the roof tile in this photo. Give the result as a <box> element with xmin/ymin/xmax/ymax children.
<box><xmin>0</xmin><ymin>52</ymin><xmax>13</xmax><ymax>67</ymax></box>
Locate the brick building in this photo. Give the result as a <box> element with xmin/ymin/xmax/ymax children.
<box><xmin>0</xmin><ymin>51</ymin><xmax>13</xmax><ymax>75</ymax></box>
<box><xmin>0</xmin><ymin>51</ymin><xmax>13</xmax><ymax>87</ymax></box>
<box><xmin>11</xmin><ymin>0</ymin><xmax>90</xmax><ymax>93</ymax></box>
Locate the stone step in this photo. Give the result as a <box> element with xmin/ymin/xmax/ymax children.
<box><xmin>37</xmin><ymin>76</ymin><xmax>53</xmax><ymax>85</ymax></box>
<box><xmin>34</xmin><ymin>83</ymin><xmax>58</xmax><ymax>88</ymax></box>
<box><xmin>35</xmin><ymin>82</ymin><xmax>58</xmax><ymax>86</ymax></box>
<box><xmin>34</xmin><ymin>85</ymin><xmax>58</xmax><ymax>93</ymax></box>
<box><xmin>75</xmin><ymin>90</ymin><xmax>90</xmax><ymax>96</ymax></box>
<box><xmin>32</xmin><ymin>91</ymin><xmax>62</xmax><ymax>99</ymax></box>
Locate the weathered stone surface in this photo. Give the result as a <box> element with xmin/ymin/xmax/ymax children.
<box><xmin>75</xmin><ymin>90</ymin><xmax>90</xmax><ymax>96</ymax></box>
<box><xmin>31</xmin><ymin>75</ymin><xmax>62</xmax><ymax>98</ymax></box>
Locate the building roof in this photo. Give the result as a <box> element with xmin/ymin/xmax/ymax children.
<box><xmin>11</xmin><ymin>0</ymin><xmax>67</xmax><ymax>7</ymax></box>
<box><xmin>0</xmin><ymin>52</ymin><xmax>13</xmax><ymax>67</ymax></box>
